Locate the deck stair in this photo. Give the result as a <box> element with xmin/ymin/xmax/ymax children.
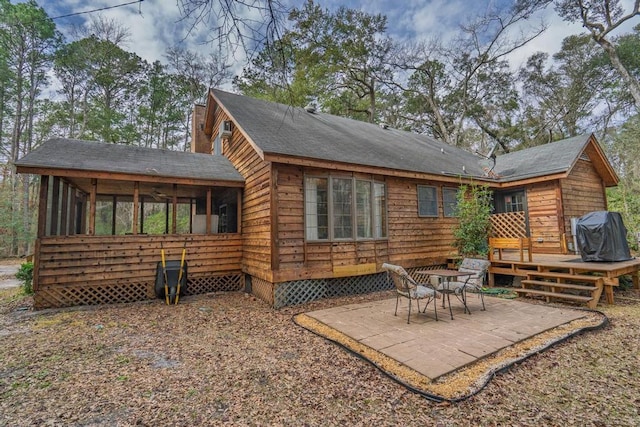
<box><xmin>514</xmin><ymin>271</ymin><xmax>604</xmax><ymax>309</ymax></box>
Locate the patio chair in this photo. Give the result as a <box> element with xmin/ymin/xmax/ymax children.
<box><xmin>436</xmin><ymin>258</ymin><xmax>491</xmax><ymax>312</ymax></box>
<box><xmin>382</xmin><ymin>263</ymin><xmax>439</xmax><ymax>324</ymax></box>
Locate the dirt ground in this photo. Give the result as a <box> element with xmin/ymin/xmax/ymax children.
<box><xmin>1</xmin><ymin>267</ymin><xmax>640</xmax><ymax>426</ymax></box>
<box><xmin>0</xmin><ymin>258</ymin><xmax>21</xmax><ymax>290</ymax></box>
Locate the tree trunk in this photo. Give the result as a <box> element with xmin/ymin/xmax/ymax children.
<box><xmin>368</xmin><ymin>76</ymin><xmax>375</xmax><ymax>123</ymax></box>
<box><xmin>595</xmin><ymin>36</ymin><xmax>640</xmax><ymax>112</ymax></box>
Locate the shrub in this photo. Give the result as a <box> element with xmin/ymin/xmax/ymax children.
<box><xmin>16</xmin><ymin>262</ymin><xmax>34</xmax><ymax>295</ymax></box>
<box><xmin>452</xmin><ymin>183</ymin><xmax>493</xmax><ymax>258</ymax></box>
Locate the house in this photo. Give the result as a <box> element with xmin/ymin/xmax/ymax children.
<box><xmin>15</xmin><ymin>89</ymin><xmax>619</xmax><ymax>308</ymax></box>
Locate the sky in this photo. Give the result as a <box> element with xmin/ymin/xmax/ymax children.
<box><xmin>36</xmin><ymin>0</ymin><xmax>635</xmax><ymax>88</ymax></box>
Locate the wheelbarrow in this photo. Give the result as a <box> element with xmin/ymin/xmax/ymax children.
<box><xmin>154</xmin><ymin>248</ymin><xmax>187</xmax><ymax>304</ymax></box>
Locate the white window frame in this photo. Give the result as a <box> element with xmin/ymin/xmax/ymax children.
<box><xmin>304</xmin><ymin>175</ymin><xmax>387</xmax><ymax>241</ymax></box>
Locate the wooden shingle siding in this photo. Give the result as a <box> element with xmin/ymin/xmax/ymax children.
<box><xmin>387</xmin><ymin>177</ymin><xmax>456</xmax><ymax>267</ymax></box>
<box><xmin>561</xmin><ymin>158</ymin><xmax>607</xmax><ymax>246</ymax></box>
<box><xmin>217</xmin><ymin>111</ymin><xmax>273</xmax><ymax>281</ymax></box>
<box><xmin>527</xmin><ymin>181</ymin><xmax>563</xmax><ymax>254</ymax></box>
<box><xmin>270</xmin><ymin>165</ymin><xmax>395</xmax><ymax>282</ymax></box>
<box><xmin>34</xmin><ymin>233</ymin><xmax>243</xmax><ymax>307</ymax></box>
<box><xmin>275</xmin><ymin>164</ymin><xmax>304</xmax><ymax>270</ymax></box>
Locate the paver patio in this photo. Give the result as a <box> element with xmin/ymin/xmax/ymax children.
<box><xmin>302</xmin><ymin>295</ymin><xmax>592</xmax><ymax>380</ymax></box>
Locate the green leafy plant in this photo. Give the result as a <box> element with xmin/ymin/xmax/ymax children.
<box><xmin>452</xmin><ymin>183</ymin><xmax>493</xmax><ymax>258</ymax></box>
<box><xmin>16</xmin><ymin>262</ymin><xmax>34</xmax><ymax>295</ymax></box>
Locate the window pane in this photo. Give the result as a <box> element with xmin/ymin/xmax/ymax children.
<box><xmin>332</xmin><ymin>178</ymin><xmax>353</xmax><ymax>239</ymax></box>
<box><xmin>356</xmin><ymin>180</ymin><xmax>372</xmax><ymax>238</ymax></box>
<box><xmin>305</xmin><ymin>177</ymin><xmax>328</xmax><ymax>240</ymax></box>
<box><xmin>417</xmin><ymin>185</ymin><xmax>438</xmax><ymax>217</ymax></box>
<box><xmin>374</xmin><ymin>182</ymin><xmax>387</xmax><ymax>238</ymax></box>
<box><xmin>443</xmin><ymin>187</ymin><xmax>458</xmax><ymax>217</ymax></box>
<box><xmin>505</xmin><ymin>192</ymin><xmax>525</xmax><ymax>212</ymax></box>
<box><xmin>95</xmin><ymin>199</ymin><xmax>114</xmax><ymax>235</ymax></box>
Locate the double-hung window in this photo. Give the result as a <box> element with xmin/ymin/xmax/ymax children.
<box><xmin>417</xmin><ymin>185</ymin><xmax>438</xmax><ymax>217</ymax></box>
<box><xmin>305</xmin><ymin>176</ymin><xmax>387</xmax><ymax>241</ymax></box>
<box><xmin>443</xmin><ymin>187</ymin><xmax>458</xmax><ymax>217</ymax></box>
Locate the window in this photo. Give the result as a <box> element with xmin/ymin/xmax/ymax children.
<box><xmin>505</xmin><ymin>192</ymin><xmax>525</xmax><ymax>212</ymax></box>
<box><xmin>305</xmin><ymin>176</ymin><xmax>387</xmax><ymax>241</ymax></box>
<box><xmin>373</xmin><ymin>182</ymin><xmax>387</xmax><ymax>238</ymax></box>
<box><xmin>443</xmin><ymin>187</ymin><xmax>458</xmax><ymax>217</ymax></box>
<box><xmin>417</xmin><ymin>185</ymin><xmax>438</xmax><ymax>217</ymax></box>
<box><xmin>356</xmin><ymin>180</ymin><xmax>372</xmax><ymax>238</ymax></box>
<box><xmin>332</xmin><ymin>178</ymin><xmax>353</xmax><ymax>239</ymax></box>
<box><xmin>305</xmin><ymin>177</ymin><xmax>328</xmax><ymax>240</ymax></box>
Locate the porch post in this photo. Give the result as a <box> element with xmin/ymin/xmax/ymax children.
<box><xmin>88</xmin><ymin>179</ymin><xmax>97</xmax><ymax>235</ymax></box>
<box><xmin>140</xmin><ymin>196</ymin><xmax>145</xmax><ymax>234</ymax></box>
<box><xmin>236</xmin><ymin>188</ymin><xmax>242</xmax><ymax>234</ymax></box>
<box><xmin>206</xmin><ymin>187</ymin><xmax>212</xmax><ymax>234</ymax></box>
<box><xmin>80</xmin><ymin>192</ymin><xmax>87</xmax><ymax>234</ymax></box>
<box><xmin>60</xmin><ymin>182</ymin><xmax>69</xmax><ymax>236</ymax></box>
<box><xmin>69</xmin><ymin>188</ymin><xmax>77</xmax><ymax>235</ymax></box>
<box><xmin>49</xmin><ymin>176</ymin><xmax>60</xmax><ymax>236</ymax></box>
<box><xmin>37</xmin><ymin>175</ymin><xmax>49</xmax><ymax>238</ymax></box>
<box><xmin>133</xmin><ymin>182</ymin><xmax>139</xmax><ymax>235</ymax></box>
<box><xmin>172</xmin><ymin>183</ymin><xmax>177</xmax><ymax>234</ymax></box>
<box><xmin>111</xmin><ymin>196</ymin><xmax>117</xmax><ymax>235</ymax></box>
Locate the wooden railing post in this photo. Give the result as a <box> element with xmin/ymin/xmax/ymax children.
<box><xmin>88</xmin><ymin>179</ymin><xmax>97</xmax><ymax>235</ymax></box>
<box><xmin>206</xmin><ymin>188</ymin><xmax>212</xmax><ymax>234</ymax></box>
<box><xmin>37</xmin><ymin>175</ymin><xmax>48</xmax><ymax>238</ymax></box>
<box><xmin>133</xmin><ymin>182</ymin><xmax>139</xmax><ymax>235</ymax></box>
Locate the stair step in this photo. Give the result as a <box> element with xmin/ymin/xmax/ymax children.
<box><xmin>526</xmin><ymin>271</ymin><xmax>602</xmax><ymax>283</ymax></box>
<box><xmin>521</xmin><ymin>280</ymin><xmax>598</xmax><ymax>291</ymax></box>
<box><xmin>513</xmin><ymin>288</ymin><xmax>593</xmax><ymax>302</ymax></box>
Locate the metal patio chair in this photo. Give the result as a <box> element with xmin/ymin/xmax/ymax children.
<box><xmin>382</xmin><ymin>263</ymin><xmax>439</xmax><ymax>324</ymax></box>
<box><xmin>436</xmin><ymin>258</ymin><xmax>491</xmax><ymax>312</ymax></box>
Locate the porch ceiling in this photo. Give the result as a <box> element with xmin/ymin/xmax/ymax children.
<box><xmin>64</xmin><ymin>176</ymin><xmax>214</xmax><ymax>199</ymax></box>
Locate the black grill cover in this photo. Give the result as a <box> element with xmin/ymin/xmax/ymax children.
<box><xmin>575</xmin><ymin>211</ymin><xmax>632</xmax><ymax>262</ymax></box>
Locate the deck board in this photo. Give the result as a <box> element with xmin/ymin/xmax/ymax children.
<box><xmin>489</xmin><ymin>252</ymin><xmax>640</xmax><ymax>305</ymax></box>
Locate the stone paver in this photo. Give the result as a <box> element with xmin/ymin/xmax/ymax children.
<box><xmin>305</xmin><ymin>296</ymin><xmax>587</xmax><ymax>380</ymax></box>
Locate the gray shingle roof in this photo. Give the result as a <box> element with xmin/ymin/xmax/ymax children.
<box><xmin>16</xmin><ymin>138</ymin><xmax>245</xmax><ymax>183</ymax></box>
<box><xmin>492</xmin><ymin>134</ymin><xmax>591</xmax><ymax>181</ymax></box>
<box><xmin>213</xmin><ymin>90</ymin><xmax>603</xmax><ymax>183</ymax></box>
<box><xmin>213</xmin><ymin>89</ymin><xmax>487</xmax><ymax>178</ymax></box>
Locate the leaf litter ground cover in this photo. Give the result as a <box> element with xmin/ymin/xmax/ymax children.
<box><xmin>1</xmin><ymin>286</ymin><xmax>640</xmax><ymax>426</ymax></box>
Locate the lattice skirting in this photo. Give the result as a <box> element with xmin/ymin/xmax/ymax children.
<box><xmin>185</xmin><ymin>274</ymin><xmax>243</xmax><ymax>295</ymax></box>
<box><xmin>269</xmin><ymin>273</ymin><xmax>390</xmax><ymax>309</ymax></box>
<box><xmin>253</xmin><ymin>264</ymin><xmax>447</xmax><ymax>309</ymax></box>
<box><xmin>35</xmin><ymin>282</ymin><xmax>149</xmax><ymax>309</ymax></box>
<box><xmin>251</xmin><ymin>277</ymin><xmax>275</xmax><ymax>306</ymax></box>
<box><xmin>34</xmin><ymin>273</ymin><xmax>243</xmax><ymax>309</ymax></box>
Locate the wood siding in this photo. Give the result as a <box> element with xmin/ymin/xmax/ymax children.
<box><xmin>34</xmin><ymin>233</ymin><xmax>243</xmax><ymax>307</ymax></box>
<box><xmin>526</xmin><ymin>181</ymin><xmax>563</xmax><ymax>254</ymax></box>
<box><xmin>387</xmin><ymin>177</ymin><xmax>457</xmax><ymax>267</ymax></box>
<box><xmin>272</xmin><ymin>165</ymin><xmax>399</xmax><ymax>282</ymax></box>
<box><xmin>561</xmin><ymin>158</ymin><xmax>607</xmax><ymax>250</ymax></box>
<box><xmin>217</xmin><ymin>111</ymin><xmax>273</xmax><ymax>281</ymax></box>
<box><xmin>269</xmin><ymin>166</ymin><xmax>455</xmax><ymax>282</ymax></box>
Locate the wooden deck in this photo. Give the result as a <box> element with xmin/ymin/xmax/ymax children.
<box><xmin>489</xmin><ymin>252</ymin><xmax>640</xmax><ymax>307</ymax></box>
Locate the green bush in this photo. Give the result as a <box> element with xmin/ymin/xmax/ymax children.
<box><xmin>452</xmin><ymin>183</ymin><xmax>493</xmax><ymax>258</ymax></box>
<box><xmin>16</xmin><ymin>262</ymin><xmax>34</xmax><ymax>295</ymax></box>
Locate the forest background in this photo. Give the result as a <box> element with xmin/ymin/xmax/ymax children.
<box><xmin>1</xmin><ymin>0</ymin><xmax>639</xmax><ymax>257</ymax></box>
